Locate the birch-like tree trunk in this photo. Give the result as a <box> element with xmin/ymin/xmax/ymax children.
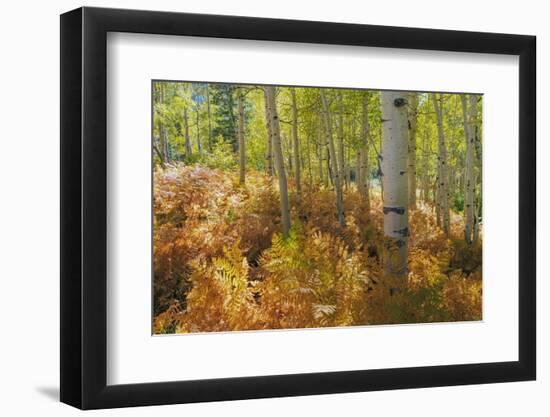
<box><xmin>184</xmin><ymin>107</ymin><xmax>192</xmax><ymax>157</ymax></box>
<box><xmin>358</xmin><ymin>93</ymin><xmax>371</xmax><ymax>210</ymax></box>
<box><xmin>157</xmin><ymin>83</ymin><xmax>168</xmax><ymax>164</ymax></box>
<box><xmin>237</xmin><ymin>90</ymin><xmax>246</xmax><ymax>185</ymax></box>
<box><xmin>432</xmin><ymin>94</ymin><xmax>450</xmax><ymax>236</ymax></box>
<box><xmin>461</xmin><ymin>94</ymin><xmax>476</xmax><ymax>244</ymax></box>
<box><xmin>206</xmin><ymin>84</ymin><xmax>213</xmax><ymax>152</ymax></box>
<box><xmin>337</xmin><ymin>92</ymin><xmax>346</xmax><ymax>190</ymax></box>
<box><xmin>291</xmin><ymin>89</ymin><xmax>302</xmax><ymax>201</ymax></box>
<box><xmin>263</xmin><ymin>97</ymin><xmax>274</xmax><ymax>177</ymax></box>
<box><xmin>407</xmin><ymin>92</ymin><xmax>418</xmax><ymax>209</ymax></box>
<box><xmin>265</xmin><ymin>86</ymin><xmax>291</xmax><ymax>237</ymax></box>
<box><xmin>196</xmin><ymin>109</ymin><xmax>203</xmax><ymax>156</ymax></box>
<box><xmin>320</xmin><ymin>91</ymin><xmax>345</xmax><ymax>227</ymax></box>
<box><xmin>381</xmin><ymin>91</ymin><xmax>409</xmax><ymax>284</ymax></box>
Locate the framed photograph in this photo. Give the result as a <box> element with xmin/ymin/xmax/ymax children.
<box><xmin>60</xmin><ymin>6</ymin><xmax>536</xmax><ymax>409</ymax></box>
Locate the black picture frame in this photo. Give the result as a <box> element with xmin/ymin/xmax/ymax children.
<box><xmin>60</xmin><ymin>6</ymin><xmax>536</xmax><ymax>410</ymax></box>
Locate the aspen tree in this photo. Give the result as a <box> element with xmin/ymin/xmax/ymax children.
<box><xmin>407</xmin><ymin>92</ymin><xmax>418</xmax><ymax>209</ymax></box>
<box><xmin>337</xmin><ymin>92</ymin><xmax>346</xmax><ymax>189</ymax></box>
<box><xmin>265</xmin><ymin>86</ymin><xmax>291</xmax><ymax>237</ymax></box>
<box><xmin>206</xmin><ymin>84</ymin><xmax>213</xmax><ymax>152</ymax></box>
<box><xmin>381</xmin><ymin>91</ymin><xmax>409</xmax><ymax>285</ymax></box>
<box><xmin>432</xmin><ymin>93</ymin><xmax>450</xmax><ymax>236</ymax></box>
<box><xmin>359</xmin><ymin>93</ymin><xmax>371</xmax><ymax>210</ymax></box>
<box><xmin>237</xmin><ymin>89</ymin><xmax>246</xmax><ymax>185</ymax></box>
<box><xmin>320</xmin><ymin>91</ymin><xmax>345</xmax><ymax>226</ymax></box>
<box><xmin>184</xmin><ymin>106</ymin><xmax>192</xmax><ymax>157</ymax></box>
<box><xmin>291</xmin><ymin>89</ymin><xmax>302</xmax><ymax>201</ymax></box>
<box><xmin>263</xmin><ymin>97</ymin><xmax>274</xmax><ymax>177</ymax></box>
<box><xmin>461</xmin><ymin>94</ymin><xmax>476</xmax><ymax>244</ymax></box>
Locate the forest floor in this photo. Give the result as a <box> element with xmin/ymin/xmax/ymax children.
<box><xmin>153</xmin><ymin>164</ymin><xmax>482</xmax><ymax>334</ymax></box>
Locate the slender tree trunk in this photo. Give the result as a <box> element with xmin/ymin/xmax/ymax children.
<box><xmin>461</xmin><ymin>94</ymin><xmax>476</xmax><ymax>243</ymax></box>
<box><xmin>263</xmin><ymin>97</ymin><xmax>274</xmax><ymax>177</ymax></box>
<box><xmin>421</xmin><ymin>129</ymin><xmax>429</xmax><ymax>203</ymax></box>
<box><xmin>320</xmin><ymin>91</ymin><xmax>345</xmax><ymax>226</ymax></box>
<box><xmin>432</xmin><ymin>94</ymin><xmax>450</xmax><ymax>236</ymax></box>
<box><xmin>196</xmin><ymin>108</ymin><xmax>203</xmax><ymax>156</ymax></box>
<box><xmin>337</xmin><ymin>92</ymin><xmax>346</xmax><ymax>191</ymax></box>
<box><xmin>359</xmin><ymin>94</ymin><xmax>371</xmax><ymax>210</ymax></box>
<box><xmin>184</xmin><ymin>107</ymin><xmax>192</xmax><ymax>157</ymax></box>
<box><xmin>306</xmin><ymin>134</ymin><xmax>313</xmax><ymax>189</ymax></box>
<box><xmin>291</xmin><ymin>89</ymin><xmax>302</xmax><ymax>201</ymax></box>
<box><xmin>237</xmin><ymin>90</ymin><xmax>246</xmax><ymax>185</ymax></box>
<box><xmin>265</xmin><ymin>86</ymin><xmax>291</xmax><ymax>237</ymax></box>
<box><xmin>381</xmin><ymin>92</ymin><xmax>409</xmax><ymax>288</ymax></box>
<box><xmin>158</xmin><ymin>83</ymin><xmax>169</xmax><ymax>164</ymax></box>
<box><xmin>407</xmin><ymin>93</ymin><xmax>418</xmax><ymax>209</ymax></box>
<box><xmin>206</xmin><ymin>84</ymin><xmax>213</xmax><ymax>152</ymax></box>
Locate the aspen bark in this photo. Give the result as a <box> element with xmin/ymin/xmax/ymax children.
<box><xmin>461</xmin><ymin>94</ymin><xmax>476</xmax><ymax>244</ymax></box>
<box><xmin>320</xmin><ymin>91</ymin><xmax>345</xmax><ymax>226</ymax></box>
<box><xmin>158</xmin><ymin>83</ymin><xmax>168</xmax><ymax>164</ymax></box>
<box><xmin>196</xmin><ymin>109</ymin><xmax>203</xmax><ymax>156</ymax></box>
<box><xmin>381</xmin><ymin>91</ymin><xmax>409</xmax><ymax>283</ymax></box>
<box><xmin>237</xmin><ymin>90</ymin><xmax>246</xmax><ymax>185</ymax></box>
<box><xmin>206</xmin><ymin>84</ymin><xmax>212</xmax><ymax>152</ymax></box>
<box><xmin>407</xmin><ymin>92</ymin><xmax>418</xmax><ymax>209</ymax></box>
<box><xmin>184</xmin><ymin>107</ymin><xmax>192</xmax><ymax>157</ymax></box>
<box><xmin>432</xmin><ymin>94</ymin><xmax>450</xmax><ymax>236</ymax></box>
<box><xmin>265</xmin><ymin>86</ymin><xmax>291</xmax><ymax>237</ymax></box>
<box><xmin>337</xmin><ymin>92</ymin><xmax>346</xmax><ymax>190</ymax></box>
<box><xmin>291</xmin><ymin>89</ymin><xmax>302</xmax><ymax>201</ymax></box>
<box><xmin>263</xmin><ymin>97</ymin><xmax>274</xmax><ymax>177</ymax></box>
<box><xmin>359</xmin><ymin>94</ymin><xmax>371</xmax><ymax>210</ymax></box>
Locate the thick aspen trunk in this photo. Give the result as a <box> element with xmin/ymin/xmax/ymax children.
<box><xmin>291</xmin><ymin>89</ymin><xmax>302</xmax><ymax>201</ymax></box>
<box><xmin>381</xmin><ymin>92</ymin><xmax>409</xmax><ymax>287</ymax></box>
<box><xmin>265</xmin><ymin>86</ymin><xmax>291</xmax><ymax>237</ymax></box>
<box><xmin>237</xmin><ymin>90</ymin><xmax>246</xmax><ymax>185</ymax></box>
<box><xmin>184</xmin><ymin>107</ymin><xmax>192</xmax><ymax>157</ymax></box>
<box><xmin>320</xmin><ymin>91</ymin><xmax>345</xmax><ymax>227</ymax></box>
<box><xmin>407</xmin><ymin>93</ymin><xmax>418</xmax><ymax>209</ymax></box>
<box><xmin>461</xmin><ymin>95</ymin><xmax>475</xmax><ymax>244</ymax></box>
<box><xmin>432</xmin><ymin>94</ymin><xmax>450</xmax><ymax>236</ymax></box>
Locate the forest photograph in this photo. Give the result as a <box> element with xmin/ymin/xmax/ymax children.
<box><xmin>152</xmin><ymin>81</ymin><xmax>483</xmax><ymax>335</ymax></box>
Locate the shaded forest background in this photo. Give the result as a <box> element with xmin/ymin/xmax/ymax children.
<box><xmin>152</xmin><ymin>81</ymin><xmax>482</xmax><ymax>334</ymax></box>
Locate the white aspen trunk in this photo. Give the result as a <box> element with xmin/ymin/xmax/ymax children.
<box><xmin>381</xmin><ymin>91</ymin><xmax>409</xmax><ymax>284</ymax></box>
<box><xmin>356</xmin><ymin>149</ymin><xmax>362</xmax><ymax>188</ymax></box>
<box><xmin>432</xmin><ymin>94</ymin><xmax>450</xmax><ymax>236</ymax></box>
<box><xmin>206</xmin><ymin>84</ymin><xmax>212</xmax><ymax>152</ymax></box>
<box><xmin>421</xmin><ymin>129</ymin><xmax>429</xmax><ymax>203</ymax></box>
<box><xmin>263</xmin><ymin>97</ymin><xmax>274</xmax><ymax>177</ymax></box>
<box><xmin>196</xmin><ymin>109</ymin><xmax>203</xmax><ymax>156</ymax></box>
<box><xmin>382</xmin><ymin>91</ymin><xmax>409</xmax><ymax>286</ymax></box>
<box><xmin>359</xmin><ymin>94</ymin><xmax>371</xmax><ymax>210</ymax></box>
<box><xmin>237</xmin><ymin>90</ymin><xmax>246</xmax><ymax>185</ymax></box>
<box><xmin>184</xmin><ymin>107</ymin><xmax>192</xmax><ymax>157</ymax></box>
<box><xmin>157</xmin><ymin>83</ymin><xmax>168</xmax><ymax>164</ymax></box>
<box><xmin>291</xmin><ymin>89</ymin><xmax>302</xmax><ymax>201</ymax></box>
<box><xmin>265</xmin><ymin>86</ymin><xmax>291</xmax><ymax>237</ymax></box>
<box><xmin>320</xmin><ymin>91</ymin><xmax>345</xmax><ymax>226</ymax></box>
<box><xmin>337</xmin><ymin>92</ymin><xmax>346</xmax><ymax>190</ymax></box>
<box><xmin>407</xmin><ymin>92</ymin><xmax>418</xmax><ymax>209</ymax></box>
<box><xmin>461</xmin><ymin>95</ymin><xmax>475</xmax><ymax>244</ymax></box>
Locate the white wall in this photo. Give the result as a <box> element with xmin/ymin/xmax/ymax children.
<box><xmin>0</xmin><ymin>0</ymin><xmax>545</xmax><ymax>415</ymax></box>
